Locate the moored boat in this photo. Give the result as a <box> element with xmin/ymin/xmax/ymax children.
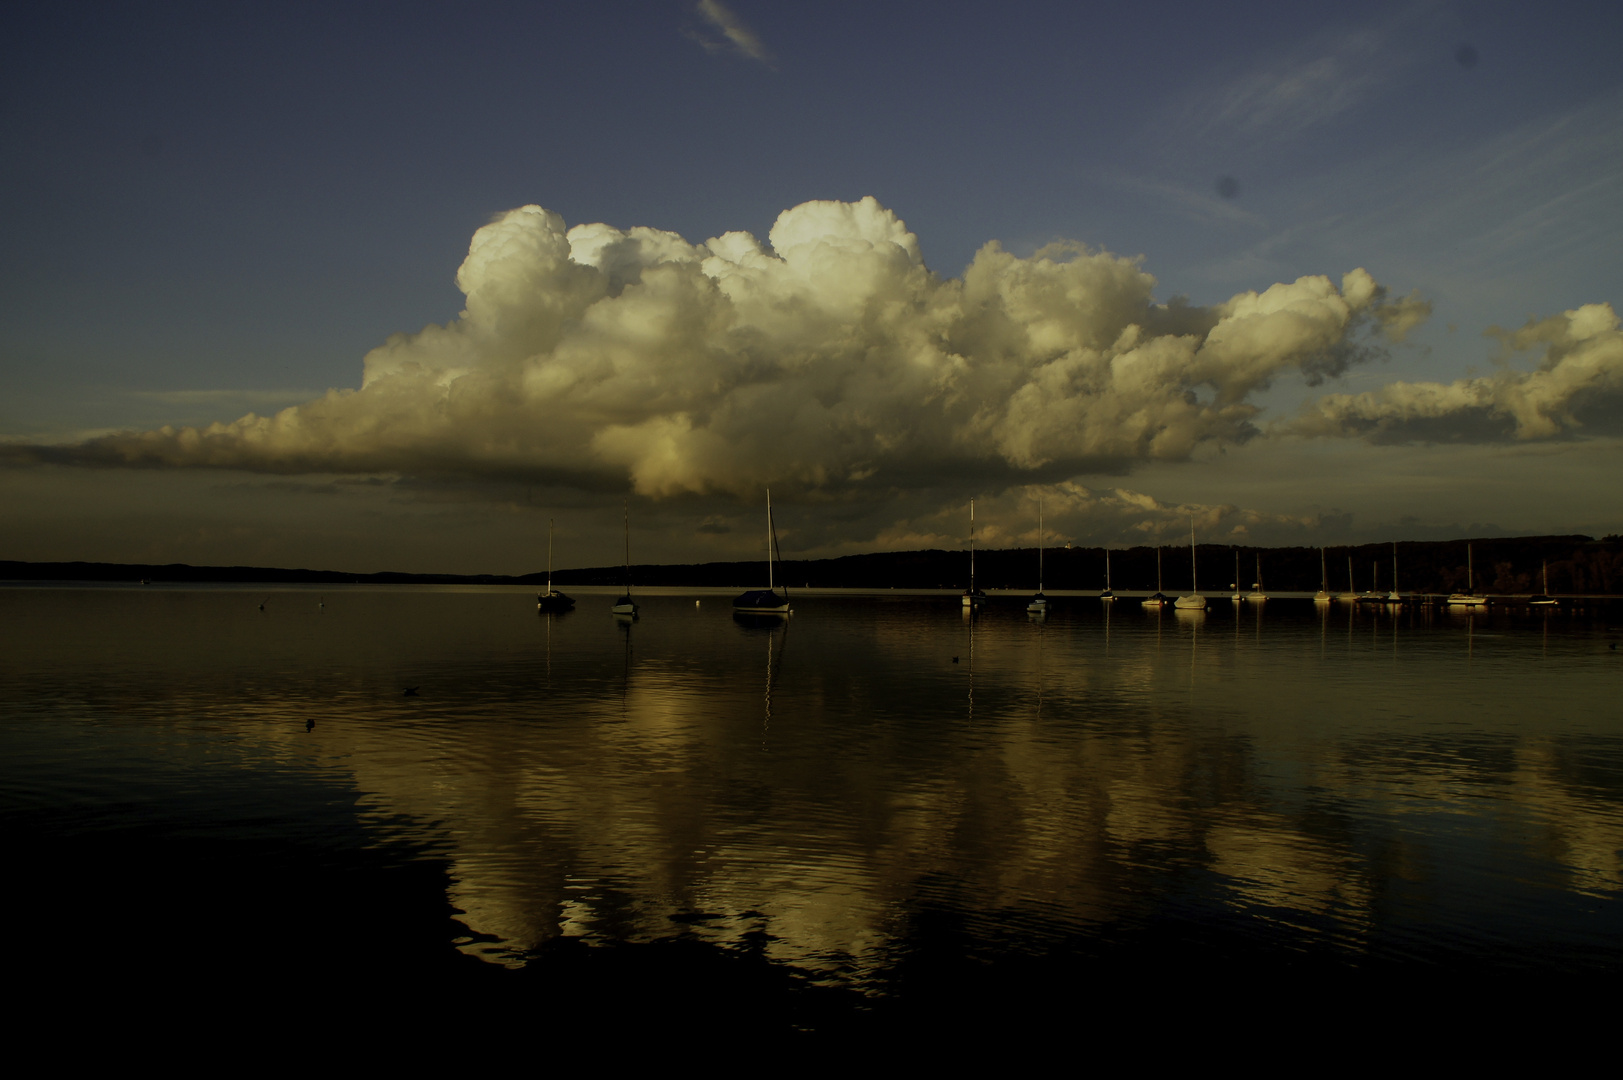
<box><xmin>1026</xmin><ymin>495</ymin><xmax>1048</xmax><ymax>616</ymax></box>
<box><xmin>1447</xmin><ymin>542</ymin><xmax>1487</xmax><ymax>608</ymax></box>
<box><xmin>1174</xmin><ymin>519</ymin><xmax>1206</xmax><ymax>610</ymax></box>
<box><xmin>962</xmin><ymin>499</ymin><xmax>986</xmax><ymax>610</ymax></box>
<box><xmin>611</xmin><ymin>501</ymin><xmax>638</xmax><ymax>617</ymax></box>
<box><xmin>1142</xmin><ymin>547</ymin><xmax>1170</xmax><ymax>609</ymax></box>
<box><xmin>537</xmin><ymin>518</ymin><xmax>575</xmax><ymax>613</ymax></box>
<box><xmin>733</xmin><ymin>489</ymin><xmax>791</xmax><ymax>618</ymax></box>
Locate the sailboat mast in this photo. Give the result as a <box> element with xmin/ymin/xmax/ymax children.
<box><xmin>1468</xmin><ymin>542</ymin><xmax>1474</xmax><ymax>593</ymax></box>
<box><xmin>1105</xmin><ymin>549</ymin><xmax>1111</xmax><ymax>590</ymax></box>
<box><xmin>970</xmin><ymin>499</ymin><xmax>976</xmax><ymax>592</ymax></box>
<box><xmin>1190</xmin><ymin>519</ymin><xmax>1197</xmax><ymax>593</ymax></box>
<box><xmin>548</xmin><ymin>518</ymin><xmax>554</xmax><ymax>592</ymax></box>
<box><xmin>767</xmin><ymin>489</ymin><xmax>774</xmax><ymax>590</ymax></box>
<box><xmin>1392</xmin><ymin>542</ymin><xmax>1398</xmax><ymax>594</ymax></box>
<box><xmin>1257</xmin><ymin>553</ymin><xmax>1263</xmax><ymax>593</ymax></box>
<box><xmin>1320</xmin><ymin>548</ymin><xmax>1328</xmax><ymax>592</ymax></box>
<box><xmin>1037</xmin><ymin>496</ymin><xmax>1044</xmax><ymax>592</ymax></box>
<box><xmin>623</xmin><ymin>500</ymin><xmax>630</xmax><ymax>591</ymax></box>
<box><xmin>1157</xmin><ymin>547</ymin><xmax>1163</xmax><ymax>592</ymax></box>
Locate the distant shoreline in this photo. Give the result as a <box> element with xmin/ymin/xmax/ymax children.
<box><xmin>4</xmin><ymin>533</ymin><xmax>1620</xmax><ymax>594</ymax></box>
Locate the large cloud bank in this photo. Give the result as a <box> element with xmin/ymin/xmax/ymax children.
<box><xmin>1291</xmin><ymin>303</ymin><xmax>1623</xmax><ymax>443</ymax></box>
<box><xmin>38</xmin><ymin>198</ymin><xmax>1425</xmax><ymax>497</ymax></box>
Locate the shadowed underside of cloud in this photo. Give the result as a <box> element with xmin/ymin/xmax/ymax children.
<box><xmin>1289</xmin><ymin>304</ymin><xmax>1623</xmax><ymax>444</ymax></box>
<box><xmin>13</xmin><ymin>198</ymin><xmax>1425</xmax><ymax>498</ymax></box>
<box><xmin>867</xmin><ymin>480</ymin><xmax>1340</xmax><ymax>552</ymax></box>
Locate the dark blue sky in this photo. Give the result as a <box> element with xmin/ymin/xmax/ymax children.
<box><xmin>3</xmin><ymin>1</ymin><xmax>1621</xmax><ymax>570</ymax></box>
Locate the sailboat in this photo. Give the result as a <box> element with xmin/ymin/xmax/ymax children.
<box><xmin>1386</xmin><ymin>542</ymin><xmax>1402</xmax><ymax>604</ymax></box>
<box><xmin>1357</xmin><ymin>559</ymin><xmax>1384</xmax><ymax>604</ymax></box>
<box><xmin>1252</xmin><ymin>553</ymin><xmax>1268</xmax><ymax>602</ymax></box>
<box><xmin>1142</xmin><ymin>546</ymin><xmax>1170</xmax><ymax>608</ymax></box>
<box><xmin>1230</xmin><ymin>550</ymin><xmax>1244</xmax><ymax>605</ymax></box>
<box><xmin>733</xmin><ymin>489</ymin><xmax>792</xmax><ymax>617</ymax></box>
<box><xmin>961</xmin><ymin>498</ymin><xmax>987</xmax><ymax>609</ymax></box>
<box><xmin>536</xmin><ymin>518</ymin><xmax>575</xmax><ymax>613</ymax></box>
<box><xmin>1529</xmin><ymin>560</ymin><xmax>1558</xmax><ymax>606</ymax></box>
<box><xmin>1447</xmin><ymin>542</ymin><xmax>1487</xmax><ymax>608</ymax></box>
<box><xmin>1174</xmin><ymin>519</ymin><xmax>1206</xmax><ymax>610</ymax></box>
<box><xmin>1026</xmin><ymin>496</ymin><xmax>1048</xmax><ymax>615</ymax></box>
<box><xmin>1338</xmin><ymin>555</ymin><xmax>1359</xmax><ymax>603</ymax></box>
<box><xmin>1100</xmin><ymin>548</ymin><xmax>1115</xmax><ymax>601</ymax></box>
<box><xmin>611</xmin><ymin>501</ymin><xmax>638</xmax><ymax>617</ymax></box>
<box><xmin>1314</xmin><ymin>548</ymin><xmax>1331</xmax><ymax>604</ymax></box>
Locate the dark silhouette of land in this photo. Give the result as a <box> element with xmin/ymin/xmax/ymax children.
<box><xmin>4</xmin><ymin>534</ymin><xmax>1620</xmax><ymax>594</ymax></box>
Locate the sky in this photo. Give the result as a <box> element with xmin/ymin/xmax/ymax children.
<box><xmin>2</xmin><ymin>0</ymin><xmax>1620</xmax><ymax>574</ymax></box>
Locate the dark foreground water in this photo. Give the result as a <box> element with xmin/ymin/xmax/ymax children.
<box><xmin>4</xmin><ymin>584</ymin><xmax>1620</xmax><ymax>1045</ymax></box>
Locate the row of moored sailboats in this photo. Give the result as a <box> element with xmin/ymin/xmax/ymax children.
<box><xmin>539</xmin><ymin>494</ymin><xmax>793</xmax><ymax>621</ymax></box>
<box><xmin>542</xmin><ymin>500</ymin><xmax>1565</xmax><ymax>620</ymax></box>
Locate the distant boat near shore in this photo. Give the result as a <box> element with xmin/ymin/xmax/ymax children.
<box><xmin>961</xmin><ymin>499</ymin><xmax>986</xmax><ymax>610</ymax></box>
<box><xmin>537</xmin><ymin>519</ymin><xmax>575</xmax><ymax>614</ymax></box>
<box><xmin>1142</xmin><ymin>546</ymin><xmax>1170</xmax><ymax>609</ymax></box>
<box><xmin>733</xmin><ymin>490</ymin><xmax>791</xmax><ymax>618</ymax></box>
<box><xmin>1447</xmin><ymin>542</ymin><xmax>1487</xmax><ymax>609</ymax></box>
<box><xmin>1026</xmin><ymin>496</ymin><xmax>1048</xmax><ymax>616</ymax></box>
<box><xmin>611</xmin><ymin>501</ymin><xmax>638</xmax><ymax>618</ymax></box>
<box><xmin>1174</xmin><ymin>520</ymin><xmax>1206</xmax><ymax>611</ymax></box>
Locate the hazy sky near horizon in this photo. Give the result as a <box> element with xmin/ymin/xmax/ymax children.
<box><xmin>2</xmin><ymin>0</ymin><xmax>1621</xmax><ymax>574</ymax></box>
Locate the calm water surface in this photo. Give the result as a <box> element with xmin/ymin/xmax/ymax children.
<box><xmin>4</xmin><ymin>585</ymin><xmax>1620</xmax><ymax>1000</ymax></box>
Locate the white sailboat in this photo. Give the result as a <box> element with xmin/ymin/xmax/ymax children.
<box><xmin>1026</xmin><ymin>496</ymin><xmax>1048</xmax><ymax>615</ymax></box>
<box><xmin>962</xmin><ymin>499</ymin><xmax>986</xmax><ymax>609</ymax></box>
<box><xmin>1447</xmin><ymin>542</ymin><xmax>1487</xmax><ymax>608</ymax></box>
<box><xmin>611</xmin><ymin>501</ymin><xmax>638</xmax><ymax>617</ymax></box>
<box><xmin>1252</xmin><ymin>553</ymin><xmax>1268</xmax><ymax>602</ymax></box>
<box><xmin>1530</xmin><ymin>559</ymin><xmax>1558</xmax><ymax>606</ymax></box>
<box><xmin>1175</xmin><ymin>519</ymin><xmax>1206</xmax><ymax>610</ymax></box>
<box><xmin>1230</xmin><ymin>550</ymin><xmax>1244</xmax><ymax>605</ymax></box>
<box><xmin>733</xmin><ymin>490</ymin><xmax>791</xmax><ymax>617</ymax></box>
<box><xmin>1100</xmin><ymin>548</ymin><xmax>1115</xmax><ymax>601</ymax></box>
<box><xmin>1314</xmin><ymin>547</ymin><xmax>1331</xmax><ymax>603</ymax></box>
<box><xmin>537</xmin><ymin>518</ymin><xmax>575</xmax><ymax>613</ymax></box>
<box><xmin>1142</xmin><ymin>547</ymin><xmax>1170</xmax><ymax>608</ymax></box>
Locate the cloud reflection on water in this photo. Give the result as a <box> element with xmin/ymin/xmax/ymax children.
<box><xmin>2</xmin><ymin>586</ymin><xmax>1620</xmax><ymax>980</ymax></box>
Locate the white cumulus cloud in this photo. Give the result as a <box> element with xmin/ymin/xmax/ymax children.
<box><xmin>19</xmin><ymin>197</ymin><xmax>1423</xmax><ymax>499</ymax></box>
<box><xmin>1289</xmin><ymin>303</ymin><xmax>1623</xmax><ymax>443</ymax></box>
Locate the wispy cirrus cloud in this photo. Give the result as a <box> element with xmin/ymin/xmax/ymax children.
<box><xmin>687</xmin><ymin>0</ymin><xmax>773</xmax><ymax>67</ymax></box>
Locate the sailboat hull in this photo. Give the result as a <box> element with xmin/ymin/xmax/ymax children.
<box><xmin>732</xmin><ymin>589</ymin><xmax>790</xmax><ymax>616</ymax></box>
<box><xmin>537</xmin><ymin>591</ymin><xmax>575</xmax><ymax>613</ymax></box>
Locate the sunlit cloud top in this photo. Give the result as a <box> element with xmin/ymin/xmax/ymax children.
<box><xmin>12</xmin><ymin>198</ymin><xmax>1432</xmax><ymax>501</ymax></box>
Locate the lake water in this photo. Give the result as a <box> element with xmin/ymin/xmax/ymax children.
<box><xmin>4</xmin><ymin>584</ymin><xmax>1621</xmax><ymax>1037</ymax></box>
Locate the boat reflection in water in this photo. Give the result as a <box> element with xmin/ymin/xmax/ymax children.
<box><xmin>4</xmin><ymin>586</ymin><xmax>1621</xmax><ymax>1029</ymax></box>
